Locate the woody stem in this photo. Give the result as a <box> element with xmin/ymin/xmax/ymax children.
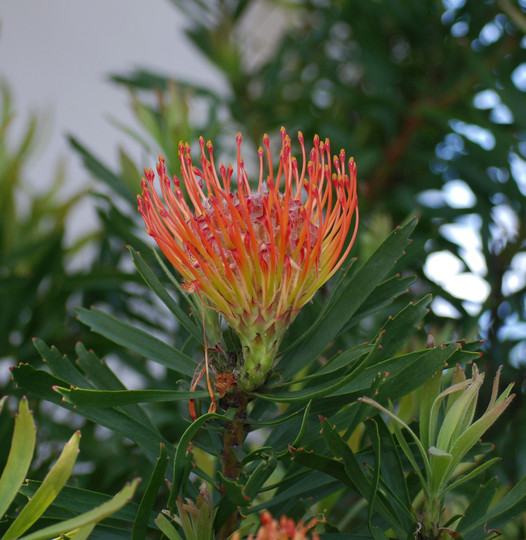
<box><xmin>218</xmin><ymin>393</ymin><xmax>249</xmax><ymax>540</ymax></box>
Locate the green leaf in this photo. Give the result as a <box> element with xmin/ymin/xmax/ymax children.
<box><xmin>455</xmin><ymin>476</ymin><xmax>499</xmax><ymax>536</ymax></box>
<box><xmin>279</xmin><ymin>218</ymin><xmax>418</xmax><ymax>378</ymax></box>
<box><xmin>443</xmin><ymin>457</ymin><xmax>500</xmax><ymax>496</ymax></box>
<box><xmin>263</xmin><ymin>342</ymin><xmax>458</xmax><ymax>404</ymax></box>
<box><xmin>3</xmin><ymin>431</ymin><xmax>81</xmax><ymax>539</ymax></box>
<box><xmin>435</xmin><ymin>373</ymin><xmax>484</xmax><ymax>453</ymax></box>
<box><xmin>244</xmin><ymin>454</ymin><xmax>278</xmax><ymax>501</ymax></box>
<box><xmin>17</xmin><ymin>479</ymin><xmax>139</xmax><ymax>540</ymax></box>
<box><xmin>254</xmin><ymin>352</ymin><xmax>374</xmax><ymax>403</ymax></box>
<box><xmin>277</xmin><ymin>401</ymin><xmax>312</xmax><ymax>457</ymax></box>
<box><xmin>54</xmin><ymin>387</ymin><xmax>209</xmax><ymax>408</ymax></box>
<box><xmin>250</xmin><ymin>470</ymin><xmax>340</xmax><ymax>516</ymax></box>
<box><xmin>68</xmin><ymin>136</ymin><xmax>137</xmax><ymax>206</ymax></box>
<box><xmin>75</xmin><ymin>306</ymin><xmax>197</xmax><ymax>377</ymax></box>
<box><xmin>373</xmin><ymin>342</ymin><xmax>459</xmax><ymax>403</ymax></box>
<box><xmin>429</xmin><ymin>447</ymin><xmax>453</xmax><ymax>497</ymax></box>
<box><xmin>365</xmin><ymin>419</ymin><xmax>382</xmax><ymax>536</ymax></box>
<box><xmin>128</xmin><ymin>246</ymin><xmax>203</xmax><ymax>344</ymax></box>
<box><xmin>19</xmin><ymin>481</ymin><xmax>141</xmax><ymax>526</ymax></box>
<box><xmin>419</xmin><ymin>369</ymin><xmax>443</xmax><ymax>453</ymax></box>
<box><xmin>68</xmin><ymin>523</ymin><xmax>96</xmax><ymax>540</ymax></box>
<box><xmin>319</xmin><ymin>419</ymin><xmax>406</xmax><ymax>538</ymax></box>
<box><xmin>217</xmin><ymin>473</ymin><xmax>249</xmax><ymax>508</ymax></box>
<box><xmin>446</xmin><ymin>390</ymin><xmax>514</xmax><ymax>479</ymax></box>
<box><xmin>360</xmin><ymin>295</ymin><xmax>431</xmax><ymax>369</ymax></box>
<box><xmin>270</xmin><ymin>343</ymin><xmax>371</xmax><ymax>388</ymax></box>
<box><xmin>0</xmin><ymin>397</ymin><xmax>36</xmax><ymax>519</ymax></box>
<box><xmin>132</xmin><ymin>443</ymin><xmax>169</xmax><ymax>539</ymax></box>
<box><xmin>354</xmin><ymin>274</ymin><xmax>417</xmax><ymax>322</ymax></box>
<box><xmin>289</xmin><ymin>451</ymin><xmax>351</xmax><ymax>488</ymax></box>
<box><xmin>367</xmin><ymin>416</ymin><xmax>413</xmax><ymax>528</ymax></box>
<box><xmin>74</xmin><ymin>342</ymin><xmax>155</xmax><ymax>430</ymax></box>
<box><xmin>33</xmin><ymin>337</ymin><xmax>91</xmax><ymax>389</ymax></box>
<box><xmin>68</xmin><ymin>523</ymin><xmax>96</xmax><ymax>539</ymax></box>
<box><xmin>11</xmin><ymin>362</ymin><xmax>171</xmax><ymax>461</ymax></box>
<box><xmin>459</xmin><ymin>473</ymin><xmax>526</xmax><ymax>538</ymax></box>
<box><xmin>358</xmin><ymin>397</ymin><xmax>430</xmax><ymax>495</ymax></box>
<box><xmin>155</xmin><ymin>513</ymin><xmax>184</xmax><ymax>540</ymax></box>
<box><xmin>168</xmin><ymin>412</ymin><xmax>230</xmax><ymax>510</ymax></box>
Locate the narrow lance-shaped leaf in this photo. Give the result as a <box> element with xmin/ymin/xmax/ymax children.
<box><xmin>11</xmin><ymin>362</ymin><xmax>172</xmax><ymax>461</ymax></box>
<box><xmin>17</xmin><ymin>480</ymin><xmax>139</xmax><ymax>540</ymax></box>
<box><xmin>428</xmin><ymin>377</ymin><xmax>472</xmax><ymax>452</ymax></box>
<box><xmin>442</xmin><ymin>457</ymin><xmax>500</xmax><ymax>497</ymax></box>
<box><xmin>3</xmin><ymin>431</ymin><xmax>81</xmax><ymax>539</ymax></box>
<box><xmin>446</xmin><ymin>384</ymin><xmax>514</xmax><ymax>479</ymax></box>
<box><xmin>155</xmin><ymin>513</ymin><xmax>184</xmax><ymax>540</ymax></box>
<box><xmin>367</xmin><ymin>416</ymin><xmax>413</xmax><ymax>528</ymax></box>
<box><xmin>458</xmin><ymin>474</ymin><xmax>526</xmax><ymax>538</ymax></box>
<box><xmin>68</xmin><ymin>135</ymin><xmax>137</xmax><ymax>206</ymax></box>
<box><xmin>132</xmin><ymin>443</ymin><xmax>169</xmax><ymax>540</ymax></box>
<box><xmin>75</xmin><ymin>306</ymin><xmax>197</xmax><ymax>377</ymax></box>
<box><xmin>128</xmin><ymin>245</ymin><xmax>203</xmax><ymax>344</ymax></box>
<box><xmin>54</xmin><ymin>387</ymin><xmax>208</xmax><ymax>408</ymax></box>
<box><xmin>319</xmin><ymin>418</ymin><xmax>407</xmax><ymax>538</ymax></box>
<box><xmin>74</xmin><ymin>342</ymin><xmax>155</xmax><ymax>430</ymax></box>
<box><xmin>435</xmin><ymin>369</ymin><xmax>484</xmax><ymax>453</ymax></box>
<box><xmin>168</xmin><ymin>412</ymin><xmax>231</xmax><ymax>510</ymax></box>
<box><xmin>358</xmin><ymin>397</ymin><xmax>431</xmax><ymax>492</ymax></box>
<box><xmin>419</xmin><ymin>369</ymin><xmax>443</xmax><ymax>453</ymax></box>
<box><xmin>0</xmin><ymin>397</ymin><xmax>36</xmax><ymax>520</ymax></box>
<box><xmin>67</xmin><ymin>523</ymin><xmax>96</xmax><ymax>539</ymax></box>
<box><xmin>279</xmin><ymin>218</ymin><xmax>418</xmax><ymax>378</ymax></box>
<box><xmin>365</xmin><ymin>419</ymin><xmax>382</xmax><ymax>536</ymax></box>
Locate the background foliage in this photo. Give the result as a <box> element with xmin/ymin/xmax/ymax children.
<box><xmin>1</xmin><ymin>0</ymin><xmax>525</xmax><ymax>538</ymax></box>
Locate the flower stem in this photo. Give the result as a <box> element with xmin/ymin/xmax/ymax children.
<box><xmin>218</xmin><ymin>394</ymin><xmax>248</xmax><ymax>540</ymax></box>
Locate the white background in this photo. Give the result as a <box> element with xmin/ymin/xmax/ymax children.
<box><xmin>0</xmin><ymin>0</ymin><xmax>223</xmax><ymax>215</ymax></box>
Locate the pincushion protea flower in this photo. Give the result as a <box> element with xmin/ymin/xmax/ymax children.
<box><xmin>138</xmin><ymin>128</ymin><xmax>358</xmax><ymax>391</ymax></box>
<box><xmin>232</xmin><ymin>510</ymin><xmax>321</xmax><ymax>540</ymax></box>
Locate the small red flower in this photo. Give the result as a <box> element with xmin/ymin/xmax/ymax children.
<box><xmin>138</xmin><ymin>128</ymin><xmax>358</xmax><ymax>390</ymax></box>
<box><xmin>232</xmin><ymin>510</ymin><xmax>321</xmax><ymax>540</ymax></box>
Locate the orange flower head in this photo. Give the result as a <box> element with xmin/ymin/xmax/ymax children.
<box><xmin>231</xmin><ymin>510</ymin><xmax>321</xmax><ymax>540</ymax></box>
<box><xmin>138</xmin><ymin>128</ymin><xmax>358</xmax><ymax>391</ymax></box>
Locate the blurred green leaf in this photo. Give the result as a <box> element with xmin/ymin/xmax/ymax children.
<box><xmin>279</xmin><ymin>218</ymin><xmax>418</xmax><ymax>378</ymax></box>
<box><xmin>68</xmin><ymin>136</ymin><xmax>136</xmax><ymax>206</ymax></box>
<box><xmin>459</xmin><ymin>473</ymin><xmax>526</xmax><ymax>538</ymax></box>
<box><xmin>19</xmin><ymin>481</ymin><xmax>143</xmax><ymax>526</ymax></box>
<box><xmin>155</xmin><ymin>513</ymin><xmax>184</xmax><ymax>540</ymax></box>
<box><xmin>3</xmin><ymin>431</ymin><xmax>81</xmax><ymax>539</ymax></box>
<box><xmin>74</xmin><ymin>342</ymin><xmax>155</xmax><ymax>429</ymax></box>
<box><xmin>132</xmin><ymin>443</ymin><xmax>169</xmax><ymax>540</ymax></box>
<box><xmin>17</xmin><ymin>479</ymin><xmax>139</xmax><ymax>540</ymax></box>
<box><xmin>0</xmin><ymin>398</ymin><xmax>36</xmax><ymax>520</ymax></box>
<box><xmin>75</xmin><ymin>307</ymin><xmax>197</xmax><ymax>377</ymax></box>
<box><xmin>168</xmin><ymin>412</ymin><xmax>230</xmax><ymax>510</ymax></box>
<box><xmin>11</xmin><ymin>362</ymin><xmax>171</xmax><ymax>461</ymax></box>
<box><xmin>128</xmin><ymin>246</ymin><xmax>203</xmax><ymax>344</ymax></box>
<box><xmin>55</xmin><ymin>387</ymin><xmax>208</xmax><ymax>408</ymax></box>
